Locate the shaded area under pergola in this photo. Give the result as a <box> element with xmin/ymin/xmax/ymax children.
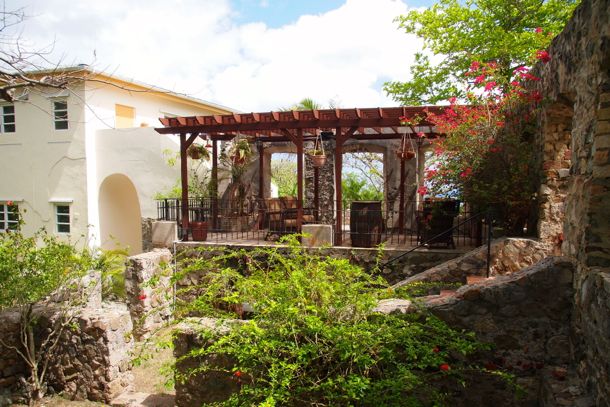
<box><xmin>155</xmin><ymin>106</ymin><xmax>445</xmax><ymax>244</ymax></box>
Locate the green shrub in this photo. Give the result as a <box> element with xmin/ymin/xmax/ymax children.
<box><xmin>174</xmin><ymin>237</ymin><xmax>488</xmax><ymax>406</ymax></box>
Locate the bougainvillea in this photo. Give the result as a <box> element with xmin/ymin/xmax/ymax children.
<box><xmin>421</xmin><ymin>34</ymin><xmax>552</xmax><ymax>234</ymax></box>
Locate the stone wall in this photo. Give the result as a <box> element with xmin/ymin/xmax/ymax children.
<box><xmin>173</xmin><ymin>318</ymin><xmax>242</xmax><ymax>407</ymax></box>
<box><xmin>175</xmin><ymin>242</ymin><xmax>462</xmax><ymax>288</ymax></box>
<box><xmin>0</xmin><ymin>303</ymin><xmax>134</xmax><ymax>404</ymax></box>
<box><xmin>394</xmin><ymin>238</ymin><xmax>550</xmax><ymax>287</ymax></box>
<box><xmin>531</xmin><ymin>0</ymin><xmax>610</xmax><ymax>403</ymax></box>
<box><xmin>125</xmin><ymin>249</ymin><xmax>173</xmax><ymax>340</ymax></box>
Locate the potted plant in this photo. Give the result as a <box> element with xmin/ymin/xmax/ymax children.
<box><xmin>187</xmin><ymin>144</ymin><xmax>210</xmax><ymax>160</ymax></box>
<box><xmin>230</xmin><ymin>138</ymin><xmax>252</xmax><ymax>165</ymax></box>
<box><xmin>190</xmin><ymin>208</ymin><xmax>208</xmax><ymax>241</ymax></box>
<box><xmin>307</xmin><ymin>149</ymin><xmax>327</xmax><ymax>167</ymax></box>
<box><xmin>395</xmin><ymin>149</ymin><xmax>416</xmax><ymax>160</ymax></box>
<box><xmin>307</xmin><ymin>134</ymin><xmax>327</xmax><ymax>167</ymax></box>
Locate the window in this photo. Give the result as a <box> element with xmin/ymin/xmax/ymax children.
<box><xmin>0</xmin><ymin>202</ymin><xmax>19</xmax><ymax>231</ymax></box>
<box><xmin>53</xmin><ymin>100</ymin><xmax>68</xmax><ymax>130</ymax></box>
<box><xmin>55</xmin><ymin>204</ymin><xmax>70</xmax><ymax>234</ymax></box>
<box><xmin>115</xmin><ymin>104</ymin><xmax>135</xmax><ymax>128</ymax></box>
<box><xmin>1</xmin><ymin>105</ymin><xmax>15</xmax><ymax>133</ymax></box>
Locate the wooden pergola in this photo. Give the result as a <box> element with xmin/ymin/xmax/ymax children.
<box><xmin>155</xmin><ymin>106</ymin><xmax>445</xmax><ymax>243</ymax></box>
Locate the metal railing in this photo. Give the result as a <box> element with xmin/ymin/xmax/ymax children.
<box><xmin>379</xmin><ymin>211</ymin><xmax>494</xmax><ymax>276</ymax></box>
<box><xmin>155</xmin><ymin>197</ymin><xmax>485</xmax><ymax>250</ymax></box>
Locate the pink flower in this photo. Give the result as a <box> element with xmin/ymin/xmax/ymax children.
<box><xmin>417</xmin><ymin>132</ymin><xmax>425</xmax><ymax>138</ymax></box>
<box><xmin>536</xmin><ymin>50</ymin><xmax>551</xmax><ymax>63</ymax></box>
<box><xmin>530</xmin><ymin>90</ymin><xmax>543</xmax><ymax>102</ymax></box>
<box><xmin>6</xmin><ymin>200</ymin><xmax>13</xmax><ymax>206</ymax></box>
<box><xmin>448</xmin><ymin>96</ymin><xmax>457</xmax><ymax>104</ymax></box>
<box><xmin>138</xmin><ymin>293</ymin><xmax>147</xmax><ymax>301</ymax></box>
<box><xmin>460</xmin><ymin>167</ymin><xmax>473</xmax><ymax>178</ymax></box>
<box><xmin>417</xmin><ymin>185</ymin><xmax>428</xmax><ymax>196</ymax></box>
<box><xmin>484</xmin><ymin>81</ymin><xmax>497</xmax><ymax>91</ymax></box>
<box><xmin>535</xmin><ymin>27</ymin><xmax>543</xmax><ymax>34</ymax></box>
<box><xmin>474</xmin><ymin>75</ymin><xmax>486</xmax><ymax>84</ymax></box>
<box><xmin>513</xmin><ymin>66</ymin><xmax>529</xmax><ymax>73</ymax></box>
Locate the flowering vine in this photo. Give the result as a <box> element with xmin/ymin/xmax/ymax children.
<box><xmin>419</xmin><ymin>35</ymin><xmax>552</xmax><ymax>233</ymax></box>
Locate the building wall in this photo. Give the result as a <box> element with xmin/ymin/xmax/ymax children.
<box><xmin>0</xmin><ymin>76</ymin><xmax>232</xmax><ymax>252</ymax></box>
<box><xmin>532</xmin><ymin>0</ymin><xmax>610</xmax><ymax>403</ymax></box>
<box><xmin>0</xmin><ymin>84</ymin><xmax>90</xmax><ymax>242</ymax></box>
<box><xmin>82</xmin><ymin>80</ymin><xmax>229</xmax><ymax>250</ymax></box>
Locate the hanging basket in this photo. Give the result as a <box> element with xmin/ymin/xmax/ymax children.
<box><xmin>187</xmin><ymin>145</ymin><xmax>204</xmax><ymax>160</ymax></box>
<box><xmin>396</xmin><ymin>149</ymin><xmax>416</xmax><ymax>160</ymax></box>
<box><xmin>308</xmin><ymin>153</ymin><xmax>327</xmax><ymax>167</ymax></box>
<box><xmin>307</xmin><ymin>133</ymin><xmax>326</xmax><ymax>167</ymax></box>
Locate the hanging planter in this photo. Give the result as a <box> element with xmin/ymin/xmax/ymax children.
<box><xmin>396</xmin><ymin>126</ymin><xmax>417</xmax><ymax>161</ymax></box>
<box><xmin>307</xmin><ymin>133</ymin><xmax>327</xmax><ymax>168</ymax></box>
<box><xmin>230</xmin><ymin>138</ymin><xmax>252</xmax><ymax>165</ymax></box>
<box><xmin>187</xmin><ymin>144</ymin><xmax>210</xmax><ymax>160</ymax></box>
<box><xmin>396</xmin><ymin>150</ymin><xmax>416</xmax><ymax>160</ymax></box>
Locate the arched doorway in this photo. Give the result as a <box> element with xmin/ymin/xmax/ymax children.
<box><xmin>98</xmin><ymin>174</ymin><xmax>143</xmax><ymax>255</ymax></box>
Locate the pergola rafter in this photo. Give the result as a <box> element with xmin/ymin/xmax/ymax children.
<box><xmin>155</xmin><ymin>106</ymin><xmax>446</xmax><ymax>242</ymax></box>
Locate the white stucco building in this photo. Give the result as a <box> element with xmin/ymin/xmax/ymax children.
<box><xmin>0</xmin><ymin>67</ymin><xmax>234</xmax><ymax>254</ymax></box>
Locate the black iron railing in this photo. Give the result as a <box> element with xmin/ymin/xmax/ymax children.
<box><xmin>155</xmin><ymin>197</ymin><xmax>485</xmax><ymax>250</ymax></box>
<box><xmin>379</xmin><ymin>211</ymin><xmax>494</xmax><ymax>275</ymax></box>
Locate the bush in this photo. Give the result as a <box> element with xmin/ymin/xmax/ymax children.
<box><xmin>174</xmin><ymin>237</ymin><xmax>487</xmax><ymax>406</ymax></box>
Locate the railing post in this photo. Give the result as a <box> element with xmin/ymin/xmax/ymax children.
<box><xmin>486</xmin><ymin>211</ymin><xmax>493</xmax><ymax>278</ymax></box>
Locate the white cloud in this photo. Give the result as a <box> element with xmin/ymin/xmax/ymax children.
<box><xmin>11</xmin><ymin>0</ymin><xmax>422</xmax><ymax>111</ymax></box>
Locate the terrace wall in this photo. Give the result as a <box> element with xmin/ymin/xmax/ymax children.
<box><xmin>532</xmin><ymin>0</ymin><xmax>610</xmax><ymax>403</ymax></box>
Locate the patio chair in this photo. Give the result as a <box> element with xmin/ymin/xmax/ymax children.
<box><xmin>417</xmin><ymin>200</ymin><xmax>461</xmax><ymax>249</ymax></box>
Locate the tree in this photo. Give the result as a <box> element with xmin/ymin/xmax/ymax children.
<box><xmin>0</xmin><ymin>227</ymin><xmax>96</xmax><ymax>401</ymax></box>
<box><xmin>271</xmin><ymin>157</ymin><xmax>297</xmax><ymax>197</ymax></box>
<box><xmin>384</xmin><ymin>0</ymin><xmax>578</xmax><ymax>105</ymax></box>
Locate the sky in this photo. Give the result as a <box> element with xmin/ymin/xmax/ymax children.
<box><xmin>9</xmin><ymin>0</ymin><xmax>435</xmax><ymax>112</ymax></box>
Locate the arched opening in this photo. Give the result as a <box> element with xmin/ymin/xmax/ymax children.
<box><xmin>99</xmin><ymin>174</ymin><xmax>143</xmax><ymax>255</ymax></box>
<box><xmin>537</xmin><ymin>98</ymin><xmax>574</xmax><ymax>252</ymax></box>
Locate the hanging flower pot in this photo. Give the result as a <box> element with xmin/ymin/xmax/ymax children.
<box><xmin>308</xmin><ymin>150</ymin><xmax>327</xmax><ymax>167</ymax></box>
<box><xmin>187</xmin><ymin>144</ymin><xmax>209</xmax><ymax>160</ymax></box>
<box><xmin>396</xmin><ymin>149</ymin><xmax>416</xmax><ymax>160</ymax></box>
<box><xmin>307</xmin><ymin>133</ymin><xmax>326</xmax><ymax>167</ymax></box>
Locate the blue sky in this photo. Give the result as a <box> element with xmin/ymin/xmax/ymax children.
<box><xmin>11</xmin><ymin>0</ymin><xmax>430</xmax><ymax>112</ymax></box>
<box><xmin>233</xmin><ymin>0</ymin><xmax>436</xmax><ymax>27</ymax></box>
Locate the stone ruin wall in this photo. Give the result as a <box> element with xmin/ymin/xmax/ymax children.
<box><xmin>0</xmin><ymin>249</ymin><xmax>173</xmax><ymax>404</ymax></box>
<box><xmin>532</xmin><ymin>0</ymin><xmax>610</xmax><ymax>403</ymax></box>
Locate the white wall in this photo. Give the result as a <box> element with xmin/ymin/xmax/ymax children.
<box><xmin>95</xmin><ymin>127</ymin><xmax>182</xmax><ymax>220</ymax></box>
<box><xmin>0</xmin><ymin>77</ymin><xmax>232</xmax><ymax>249</ymax></box>
<box><xmin>0</xmin><ymin>85</ymin><xmax>90</xmax><ymax>243</ymax></box>
<box><xmin>83</xmin><ymin>80</ymin><xmax>227</xmax><ymax>248</ymax></box>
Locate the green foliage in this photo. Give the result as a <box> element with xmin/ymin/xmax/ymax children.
<box><xmin>271</xmin><ymin>158</ymin><xmax>297</xmax><ymax>197</ymax></box>
<box><xmin>154</xmin><ymin>149</ymin><xmax>214</xmax><ymax>199</ymax></box>
<box><xmin>173</xmin><ymin>238</ymin><xmax>488</xmax><ymax>406</ymax></box>
<box><xmin>0</xmin><ymin>229</ymin><xmax>92</xmax><ymax>309</ymax></box>
<box><xmin>390</xmin><ymin>281</ymin><xmax>463</xmax><ymax>299</ymax></box>
<box><xmin>385</xmin><ymin>0</ymin><xmax>578</xmax><ymax>105</ymax></box>
<box><xmin>342</xmin><ymin>172</ymin><xmax>383</xmax><ymax>207</ymax></box>
<box><xmin>95</xmin><ymin>248</ymin><xmax>128</xmax><ymax>300</ymax></box>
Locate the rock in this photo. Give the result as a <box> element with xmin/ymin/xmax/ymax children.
<box><xmin>372</xmin><ymin>299</ymin><xmax>412</xmax><ymax>314</ymax></box>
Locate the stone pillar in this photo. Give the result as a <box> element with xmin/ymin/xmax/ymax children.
<box><xmin>305</xmin><ymin>140</ymin><xmax>335</xmax><ymax>223</ymax></box>
<box><xmin>125</xmin><ymin>249</ymin><xmax>173</xmax><ymax>340</ymax></box>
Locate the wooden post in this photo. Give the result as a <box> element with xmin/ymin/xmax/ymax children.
<box><xmin>335</xmin><ymin>127</ymin><xmax>343</xmax><ymax>245</ymax></box>
<box><xmin>296</xmin><ymin>129</ymin><xmax>304</xmax><ymax>230</ymax></box>
<box><xmin>398</xmin><ymin>158</ymin><xmax>406</xmax><ymax>235</ymax></box>
<box><xmin>258</xmin><ymin>141</ymin><xmax>265</xmax><ymax>229</ymax></box>
<box><xmin>211</xmin><ymin>139</ymin><xmax>219</xmax><ymax>230</ymax></box>
<box><xmin>314</xmin><ymin>166</ymin><xmax>319</xmax><ymax>221</ymax></box>
<box><xmin>180</xmin><ymin>133</ymin><xmax>189</xmax><ymax>240</ymax></box>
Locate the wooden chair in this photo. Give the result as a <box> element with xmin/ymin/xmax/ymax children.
<box><xmin>417</xmin><ymin>200</ymin><xmax>460</xmax><ymax>249</ymax></box>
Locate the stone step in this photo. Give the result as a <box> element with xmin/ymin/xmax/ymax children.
<box><xmin>110</xmin><ymin>392</ymin><xmax>174</xmax><ymax>407</ymax></box>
